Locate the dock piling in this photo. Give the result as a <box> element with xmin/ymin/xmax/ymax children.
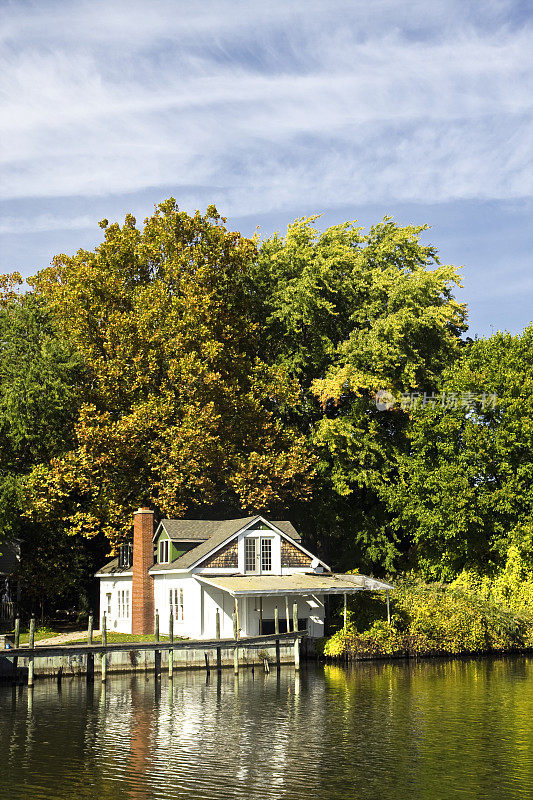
<box><xmin>12</xmin><ymin>616</ymin><xmax>20</xmax><ymax>682</ymax></box>
<box><xmin>294</xmin><ymin>636</ymin><xmax>300</xmax><ymax>671</ymax></box>
<box><xmin>215</xmin><ymin>608</ymin><xmax>220</xmax><ymax>640</ymax></box>
<box><xmin>27</xmin><ymin>617</ymin><xmax>35</xmax><ymax>688</ymax></box>
<box><xmin>232</xmin><ymin>612</ymin><xmax>239</xmax><ymax>674</ymax></box>
<box><xmin>274</xmin><ymin>607</ymin><xmax>279</xmax><ymax>635</ymax></box>
<box><xmin>168</xmin><ymin>611</ymin><xmax>174</xmax><ymax>679</ymax></box>
<box><xmin>101</xmin><ymin>614</ymin><xmax>107</xmax><ymax>682</ymax></box>
<box><xmin>292</xmin><ymin>603</ymin><xmax>298</xmax><ymax>633</ymax></box>
<box><xmin>87</xmin><ymin>614</ymin><xmax>93</xmax><ymax>645</ymax></box>
<box><xmin>155</xmin><ymin>612</ymin><xmax>161</xmax><ymax>677</ymax></box>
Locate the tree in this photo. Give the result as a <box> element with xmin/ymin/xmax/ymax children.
<box><xmin>28</xmin><ymin>201</ymin><xmax>315</xmax><ymax>546</ymax></box>
<box><xmin>0</xmin><ymin>289</ymin><xmax>95</xmax><ymax>612</ymax></box>
<box><xmin>388</xmin><ymin>327</ymin><xmax>533</xmax><ymax>579</ymax></box>
<box><xmin>250</xmin><ymin>216</ymin><xmax>467</xmax><ymax>569</ymax></box>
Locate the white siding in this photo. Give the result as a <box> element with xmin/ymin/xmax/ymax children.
<box><xmin>98</xmin><ymin>575</ymin><xmax>133</xmax><ymax>634</ymax></box>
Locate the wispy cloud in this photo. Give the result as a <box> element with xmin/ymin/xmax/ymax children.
<box><xmin>1</xmin><ymin>0</ymin><xmax>532</xmax><ymax>223</ymax></box>
<box><xmin>0</xmin><ymin>214</ymin><xmax>95</xmax><ymax>235</ymax></box>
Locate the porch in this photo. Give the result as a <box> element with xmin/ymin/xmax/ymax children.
<box><xmin>196</xmin><ymin>573</ymin><xmax>394</xmax><ymax>639</ymax></box>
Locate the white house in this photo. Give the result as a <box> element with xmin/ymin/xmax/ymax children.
<box><xmin>96</xmin><ymin>508</ymin><xmax>393</xmax><ymax>639</ymax></box>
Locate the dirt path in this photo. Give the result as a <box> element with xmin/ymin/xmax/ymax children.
<box><xmin>34</xmin><ymin>630</ymin><xmax>101</xmax><ymax>646</ymax></box>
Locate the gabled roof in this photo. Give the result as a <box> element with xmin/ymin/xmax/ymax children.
<box><xmin>154</xmin><ymin>517</ymin><xmax>301</xmax><ymax>543</ymax></box>
<box><xmin>149</xmin><ymin>516</ymin><xmax>302</xmax><ymax>573</ymax></box>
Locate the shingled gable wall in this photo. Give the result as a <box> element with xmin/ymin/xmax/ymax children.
<box><xmin>281</xmin><ymin>538</ymin><xmax>312</xmax><ymax>568</ymax></box>
<box><xmin>198</xmin><ymin>532</ymin><xmax>312</xmax><ymax>569</ymax></box>
<box><xmin>131</xmin><ymin>508</ymin><xmax>155</xmax><ymax>634</ymax></box>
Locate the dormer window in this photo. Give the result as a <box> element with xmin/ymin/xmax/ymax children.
<box><xmin>118</xmin><ymin>542</ymin><xmax>132</xmax><ymax>568</ymax></box>
<box><xmin>245</xmin><ymin>536</ymin><xmax>272</xmax><ymax>574</ymax></box>
<box><xmin>159</xmin><ymin>540</ymin><xmax>170</xmax><ymax>563</ymax></box>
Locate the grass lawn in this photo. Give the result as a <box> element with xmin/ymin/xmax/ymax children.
<box><xmin>70</xmin><ymin>633</ymin><xmax>176</xmax><ymax>644</ymax></box>
<box><xmin>15</xmin><ymin>628</ymin><xmax>66</xmax><ymax>645</ymax></box>
<box><xmin>10</xmin><ymin>629</ymin><xmax>182</xmax><ymax>646</ymax></box>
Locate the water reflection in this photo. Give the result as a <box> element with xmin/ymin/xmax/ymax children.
<box><xmin>0</xmin><ymin>658</ymin><xmax>532</xmax><ymax>799</ymax></box>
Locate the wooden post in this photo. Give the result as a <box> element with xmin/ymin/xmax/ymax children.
<box><xmin>87</xmin><ymin>614</ymin><xmax>94</xmax><ymax>681</ymax></box>
<box><xmin>232</xmin><ymin>611</ymin><xmax>239</xmax><ymax>674</ymax></box>
<box><xmin>215</xmin><ymin>608</ymin><xmax>220</xmax><ymax>640</ymax></box>
<box><xmin>204</xmin><ymin>652</ymin><xmax>210</xmax><ymax>674</ymax></box>
<box><xmin>101</xmin><ymin>614</ymin><xmax>107</xmax><ymax>683</ymax></box>
<box><xmin>285</xmin><ymin>596</ymin><xmax>290</xmax><ymax>632</ymax></box>
<box><xmin>292</xmin><ymin>602</ymin><xmax>298</xmax><ymax>633</ymax></box>
<box><xmin>294</xmin><ymin>635</ymin><xmax>300</xmax><ymax>672</ymax></box>
<box><xmin>27</xmin><ymin>617</ymin><xmax>35</xmax><ymax>688</ymax></box>
<box><xmin>343</xmin><ymin>593</ymin><xmax>347</xmax><ymax>628</ymax></box>
<box><xmin>216</xmin><ymin>646</ymin><xmax>222</xmax><ymax>672</ymax></box>
<box><xmin>12</xmin><ymin>617</ymin><xmax>20</xmax><ymax>682</ymax></box>
<box><xmin>87</xmin><ymin>652</ymin><xmax>94</xmax><ymax>682</ymax></box>
<box><xmin>259</xmin><ymin>598</ymin><xmax>263</xmax><ymax>636</ymax></box>
<box><xmin>168</xmin><ymin>611</ymin><xmax>174</xmax><ymax>679</ymax></box>
<box><xmin>274</xmin><ymin>606</ymin><xmax>279</xmax><ymax>635</ymax></box>
<box><xmin>275</xmin><ymin>638</ymin><xmax>281</xmax><ymax>669</ymax></box>
<box><xmin>234</xmin><ymin>598</ymin><xmax>240</xmax><ymax>638</ymax></box>
<box><xmin>155</xmin><ymin>611</ymin><xmax>160</xmax><ymax>677</ymax></box>
<box><xmin>386</xmin><ymin>590</ymin><xmax>390</xmax><ymax>625</ymax></box>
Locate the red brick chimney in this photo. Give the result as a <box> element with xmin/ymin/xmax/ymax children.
<box><xmin>131</xmin><ymin>507</ymin><xmax>155</xmax><ymax>635</ymax></box>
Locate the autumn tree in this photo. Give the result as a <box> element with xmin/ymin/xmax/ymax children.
<box><xmin>28</xmin><ymin>201</ymin><xmax>315</xmax><ymax>547</ymax></box>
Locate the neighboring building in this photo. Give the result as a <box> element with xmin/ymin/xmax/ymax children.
<box><xmin>96</xmin><ymin>508</ymin><xmax>392</xmax><ymax>639</ymax></box>
<box><xmin>0</xmin><ymin>539</ymin><xmax>20</xmax><ymax>628</ymax></box>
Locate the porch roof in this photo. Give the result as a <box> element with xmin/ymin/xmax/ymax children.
<box><xmin>196</xmin><ymin>573</ymin><xmax>394</xmax><ymax>597</ymax></box>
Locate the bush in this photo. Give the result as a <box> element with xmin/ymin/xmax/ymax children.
<box><xmin>318</xmin><ymin>576</ymin><xmax>533</xmax><ymax>659</ymax></box>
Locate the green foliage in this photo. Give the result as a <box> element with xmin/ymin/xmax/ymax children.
<box><xmin>252</xmin><ymin>215</ymin><xmax>466</xmax><ymax>570</ymax></box>
<box><xmin>2</xmin><ymin>204</ymin><xmax>532</xmax><ymax>624</ymax></box>
<box><xmin>387</xmin><ymin>327</ymin><xmax>533</xmax><ymax>579</ymax></box>
<box><xmin>319</xmin><ymin>577</ymin><xmax>533</xmax><ymax>659</ymax></box>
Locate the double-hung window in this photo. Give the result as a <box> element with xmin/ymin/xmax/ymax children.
<box><xmin>118</xmin><ymin>589</ymin><xmax>130</xmax><ymax>619</ymax></box>
<box><xmin>159</xmin><ymin>540</ymin><xmax>169</xmax><ymax>563</ymax></box>
<box><xmin>169</xmin><ymin>588</ymin><xmax>184</xmax><ymax>623</ymax></box>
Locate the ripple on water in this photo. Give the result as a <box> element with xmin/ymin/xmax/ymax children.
<box><xmin>1</xmin><ymin>658</ymin><xmax>533</xmax><ymax>800</ymax></box>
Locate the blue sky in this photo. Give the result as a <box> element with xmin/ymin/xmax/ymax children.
<box><xmin>1</xmin><ymin>0</ymin><xmax>532</xmax><ymax>337</ymax></box>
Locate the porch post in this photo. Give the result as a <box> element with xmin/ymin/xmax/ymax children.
<box><xmin>343</xmin><ymin>593</ymin><xmax>347</xmax><ymax>628</ymax></box>
<box><xmin>234</xmin><ymin>597</ymin><xmax>240</xmax><ymax>638</ymax></box>
<box><xmin>285</xmin><ymin>596</ymin><xmax>290</xmax><ymax>632</ymax></box>
<box><xmin>386</xmin><ymin>590</ymin><xmax>390</xmax><ymax>625</ymax></box>
<box><xmin>259</xmin><ymin>597</ymin><xmax>263</xmax><ymax>636</ymax></box>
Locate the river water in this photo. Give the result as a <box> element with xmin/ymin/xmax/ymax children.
<box><xmin>1</xmin><ymin>657</ymin><xmax>532</xmax><ymax>799</ymax></box>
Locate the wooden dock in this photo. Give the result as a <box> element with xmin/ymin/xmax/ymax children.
<box><xmin>4</xmin><ymin>630</ymin><xmax>305</xmax><ymax>684</ymax></box>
